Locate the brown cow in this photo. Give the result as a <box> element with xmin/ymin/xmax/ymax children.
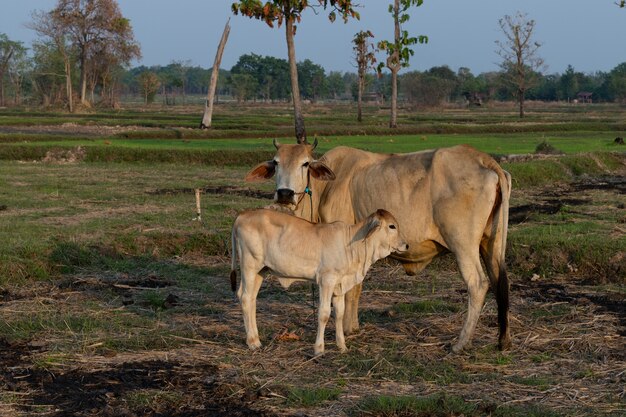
<box><xmin>246</xmin><ymin>140</ymin><xmax>511</xmax><ymax>352</ymax></box>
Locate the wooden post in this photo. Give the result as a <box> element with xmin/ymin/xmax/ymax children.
<box><xmin>194</xmin><ymin>188</ymin><xmax>202</xmax><ymax>221</ymax></box>
<box><xmin>200</xmin><ymin>19</ymin><xmax>231</xmax><ymax>129</ymax></box>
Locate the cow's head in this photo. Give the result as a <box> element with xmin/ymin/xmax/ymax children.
<box><xmin>362</xmin><ymin>209</ymin><xmax>409</xmax><ymax>257</ymax></box>
<box><xmin>245</xmin><ymin>138</ymin><xmax>335</xmax><ymax>205</ymax></box>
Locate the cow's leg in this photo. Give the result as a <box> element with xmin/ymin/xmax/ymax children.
<box><xmin>314</xmin><ymin>284</ymin><xmax>334</xmax><ymax>356</ymax></box>
<box><xmin>239</xmin><ymin>266</ymin><xmax>264</xmax><ymax>350</ymax></box>
<box><xmin>332</xmin><ymin>293</ymin><xmax>347</xmax><ymax>353</ymax></box>
<box><xmin>342</xmin><ymin>283</ymin><xmax>362</xmax><ymax>335</ymax></box>
<box><xmin>452</xmin><ymin>251</ymin><xmax>490</xmax><ymax>353</ymax></box>
<box><xmin>480</xmin><ymin>242</ymin><xmax>511</xmax><ymax>351</ymax></box>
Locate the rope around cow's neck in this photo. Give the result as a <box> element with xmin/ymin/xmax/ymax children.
<box><xmin>293</xmin><ymin>170</ymin><xmax>314</xmax><ymax>223</ymax></box>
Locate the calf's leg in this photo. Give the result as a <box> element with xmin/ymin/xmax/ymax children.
<box><xmin>332</xmin><ymin>293</ymin><xmax>347</xmax><ymax>353</ymax></box>
<box><xmin>314</xmin><ymin>284</ymin><xmax>334</xmax><ymax>356</ymax></box>
<box><xmin>239</xmin><ymin>267</ymin><xmax>264</xmax><ymax>350</ymax></box>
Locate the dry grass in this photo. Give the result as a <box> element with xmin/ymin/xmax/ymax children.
<box><xmin>1</xmin><ymin>259</ymin><xmax>623</xmax><ymax>416</ymax></box>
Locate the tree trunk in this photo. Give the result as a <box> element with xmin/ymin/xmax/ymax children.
<box><xmin>519</xmin><ymin>89</ymin><xmax>525</xmax><ymax>118</ymax></box>
<box><xmin>64</xmin><ymin>57</ymin><xmax>73</xmax><ymax>113</ymax></box>
<box><xmin>80</xmin><ymin>51</ymin><xmax>88</xmax><ymax>105</ymax></box>
<box><xmin>390</xmin><ymin>67</ymin><xmax>398</xmax><ymax>128</ymax></box>
<box><xmin>0</xmin><ymin>50</ymin><xmax>12</xmax><ymax>107</ymax></box>
<box><xmin>201</xmin><ymin>19</ymin><xmax>230</xmax><ymax>129</ymax></box>
<box><xmin>286</xmin><ymin>18</ymin><xmax>306</xmax><ymax>143</ymax></box>
<box><xmin>357</xmin><ymin>72</ymin><xmax>364</xmax><ymax>122</ymax></box>
<box><xmin>389</xmin><ymin>0</ymin><xmax>401</xmax><ymax>128</ymax></box>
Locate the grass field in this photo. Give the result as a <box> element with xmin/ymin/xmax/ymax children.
<box><xmin>0</xmin><ymin>102</ymin><xmax>624</xmax><ymax>416</ymax></box>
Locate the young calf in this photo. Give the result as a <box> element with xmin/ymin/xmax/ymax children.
<box><xmin>230</xmin><ymin>208</ymin><xmax>407</xmax><ymax>356</ymax></box>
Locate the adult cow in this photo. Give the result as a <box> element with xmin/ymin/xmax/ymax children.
<box><xmin>246</xmin><ymin>139</ymin><xmax>512</xmax><ymax>352</ymax></box>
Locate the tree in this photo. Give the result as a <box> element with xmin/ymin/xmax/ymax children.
<box><xmin>607</xmin><ymin>62</ymin><xmax>626</xmax><ymax>103</ymax></box>
<box><xmin>29</xmin><ymin>11</ymin><xmax>76</xmax><ymax>111</ymax></box>
<box><xmin>377</xmin><ymin>0</ymin><xmax>428</xmax><ymax>128</ymax></box>
<box><xmin>297</xmin><ymin>59</ymin><xmax>327</xmax><ymax>101</ymax></box>
<box><xmin>496</xmin><ymin>12</ymin><xmax>545</xmax><ymax>118</ymax></box>
<box><xmin>325</xmin><ymin>71</ymin><xmax>344</xmax><ymax>100</ymax></box>
<box><xmin>171</xmin><ymin>59</ymin><xmax>193</xmax><ymax>105</ymax></box>
<box><xmin>353</xmin><ymin>30</ymin><xmax>377</xmax><ymax>122</ymax></box>
<box><xmin>229</xmin><ymin>73</ymin><xmax>258</xmax><ymax>102</ymax></box>
<box><xmin>0</xmin><ymin>34</ymin><xmax>27</xmax><ymax>107</ymax></box>
<box><xmin>559</xmin><ymin>65</ymin><xmax>579</xmax><ymax>101</ymax></box>
<box><xmin>49</xmin><ymin>0</ymin><xmax>140</xmax><ymax>106</ymax></box>
<box><xmin>232</xmin><ymin>0</ymin><xmax>360</xmax><ymax>143</ymax></box>
<box><xmin>137</xmin><ymin>71</ymin><xmax>160</xmax><ymax>104</ymax></box>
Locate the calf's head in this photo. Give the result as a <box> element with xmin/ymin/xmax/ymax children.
<box><xmin>362</xmin><ymin>209</ymin><xmax>409</xmax><ymax>258</ymax></box>
<box><xmin>245</xmin><ymin>139</ymin><xmax>335</xmax><ymax>206</ymax></box>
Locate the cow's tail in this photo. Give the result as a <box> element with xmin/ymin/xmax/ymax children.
<box><xmin>484</xmin><ymin>159</ymin><xmax>512</xmax><ymax>350</ymax></box>
<box><xmin>230</xmin><ymin>227</ymin><xmax>238</xmax><ymax>292</ymax></box>
<box><xmin>495</xmin><ymin>167</ymin><xmax>511</xmax><ymax>350</ymax></box>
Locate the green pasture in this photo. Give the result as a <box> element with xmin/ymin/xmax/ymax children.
<box><xmin>0</xmin><ymin>131</ymin><xmax>622</xmax><ymax>157</ymax></box>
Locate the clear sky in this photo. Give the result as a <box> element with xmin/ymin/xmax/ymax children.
<box><xmin>1</xmin><ymin>0</ymin><xmax>624</xmax><ymax>75</ymax></box>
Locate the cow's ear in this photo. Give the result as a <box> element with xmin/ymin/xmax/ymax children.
<box><xmin>364</xmin><ymin>215</ymin><xmax>381</xmax><ymax>240</ymax></box>
<box><xmin>309</xmin><ymin>161</ymin><xmax>336</xmax><ymax>181</ymax></box>
<box><xmin>245</xmin><ymin>161</ymin><xmax>276</xmax><ymax>182</ymax></box>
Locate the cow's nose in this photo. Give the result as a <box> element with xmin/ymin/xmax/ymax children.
<box><xmin>276</xmin><ymin>188</ymin><xmax>295</xmax><ymax>203</ymax></box>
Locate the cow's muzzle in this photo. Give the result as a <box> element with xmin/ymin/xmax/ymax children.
<box><xmin>396</xmin><ymin>243</ymin><xmax>409</xmax><ymax>252</ymax></box>
<box><xmin>276</xmin><ymin>188</ymin><xmax>295</xmax><ymax>204</ymax></box>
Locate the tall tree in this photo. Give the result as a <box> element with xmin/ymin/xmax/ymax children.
<box><xmin>50</xmin><ymin>0</ymin><xmax>140</xmax><ymax>106</ymax></box>
<box><xmin>0</xmin><ymin>34</ymin><xmax>26</xmax><ymax>107</ymax></box>
<box><xmin>29</xmin><ymin>11</ymin><xmax>76</xmax><ymax>111</ymax></box>
<box><xmin>496</xmin><ymin>11</ymin><xmax>545</xmax><ymax>118</ymax></box>
<box><xmin>353</xmin><ymin>30</ymin><xmax>377</xmax><ymax>122</ymax></box>
<box><xmin>232</xmin><ymin>0</ymin><xmax>359</xmax><ymax>143</ymax></box>
<box><xmin>377</xmin><ymin>0</ymin><xmax>428</xmax><ymax>128</ymax></box>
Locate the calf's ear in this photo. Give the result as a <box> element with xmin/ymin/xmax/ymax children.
<box><xmin>309</xmin><ymin>161</ymin><xmax>336</xmax><ymax>181</ymax></box>
<box><xmin>245</xmin><ymin>161</ymin><xmax>276</xmax><ymax>182</ymax></box>
<box><xmin>364</xmin><ymin>215</ymin><xmax>381</xmax><ymax>240</ymax></box>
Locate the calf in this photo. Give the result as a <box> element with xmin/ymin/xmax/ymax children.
<box><xmin>230</xmin><ymin>208</ymin><xmax>407</xmax><ymax>355</ymax></box>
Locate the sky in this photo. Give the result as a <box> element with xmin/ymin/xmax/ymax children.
<box><xmin>1</xmin><ymin>0</ymin><xmax>624</xmax><ymax>75</ymax></box>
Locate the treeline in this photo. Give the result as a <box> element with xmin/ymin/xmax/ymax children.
<box><xmin>4</xmin><ymin>47</ymin><xmax>626</xmax><ymax>108</ymax></box>
<box><xmin>125</xmin><ymin>56</ymin><xmax>626</xmax><ymax>106</ymax></box>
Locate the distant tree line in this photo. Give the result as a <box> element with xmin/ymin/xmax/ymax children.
<box><xmin>3</xmin><ymin>36</ymin><xmax>626</xmax><ymax>109</ymax></box>
<box><xmin>122</xmin><ymin>57</ymin><xmax>626</xmax><ymax>106</ymax></box>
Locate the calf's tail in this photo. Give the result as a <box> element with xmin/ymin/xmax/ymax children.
<box><xmin>230</xmin><ymin>228</ymin><xmax>237</xmax><ymax>292</ymax></box>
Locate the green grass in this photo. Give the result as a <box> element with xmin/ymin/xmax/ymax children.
<box><xmin>392</xmin><ymin>299</ymin><xmax>460</xmax><ymax>315</ymax></box>
<box><xmin>286</xmin><ymin>386</ymin><xmax>342</xmax><ymax>407</ymax></box>
<box><xmin>354</xmin><ymin>393</ymin><xmax>478</xmax><ymax>417</ymax></box>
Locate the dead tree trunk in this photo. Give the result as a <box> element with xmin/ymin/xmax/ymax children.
<box><xmin>200</xmin><ymin>19</ymin><xmax>231</xmax><ymax>129</ymax></box>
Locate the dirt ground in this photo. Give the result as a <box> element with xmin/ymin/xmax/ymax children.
<box><xmin>1</xmin><ymin>174</ymin><xmax>624</xmax><ymax>417</ymax></box>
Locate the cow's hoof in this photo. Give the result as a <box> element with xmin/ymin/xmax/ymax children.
<box><xmin>338</xmin><ymin>346</ymin><xmax>348</xmax><ymax>354</ymax></box>
<box><xmin>450</xmin><ymin>342</ymin><xmax>465</xmax><ymax>353</ymax></box>
<box><xmin>498</xmin><ymin>337</ymin><xmax>512</xmax><ymax>351</ymax></box>
<box><xmin>247</xmin><ymin>339</ymin><xmax>262</xmax><ymax>350</ymax></box>
<box><xmin>343</xmin><ymin>324</ymin><xmax>360</xmax><ymax>336</ymax></box>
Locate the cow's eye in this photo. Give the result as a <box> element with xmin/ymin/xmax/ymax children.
<box><xmin>303</xmin><ymin>162</ymin><xmax>309</xmax><ymax>167</ymax></box>
<box><xmin>389</xmin><ymin>225</ymin><xmax>396</xmax><ymax>229</ymax></box>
